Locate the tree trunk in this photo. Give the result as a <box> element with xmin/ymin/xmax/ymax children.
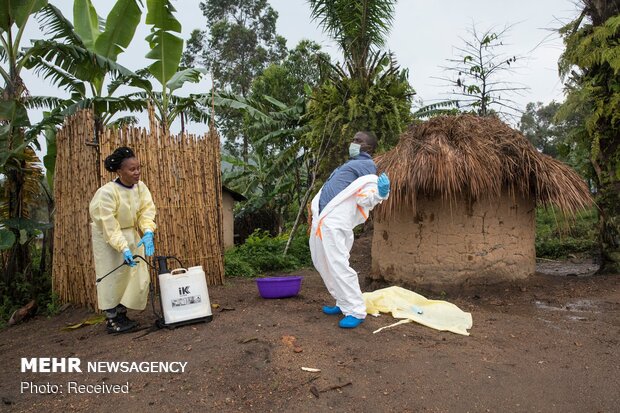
<box><xmin>38</xmin><ymin>194</ymin><xmax>55</xmax><ymax>278</ymax></box>
<box><xmin>243</xmin><ymin>135</ymin><xmax>249</xmax><ymax>164</ymax></box>
<box><xmin>584</xmin><ymin>1</ymin><xmax>620</xmax><ymax>274</ymax></box>
<box><xmin>596</xmin><ymin>136</ymin><xmax>620</xmax><ymax>274</ymax></box>
<box><xmin>585</xmin><ymin>0</ymin><xmax>620</xmax><ymax>25</ymax></box>
<box><xmin>5</xmin><ymin>165</ymin><xmax>32</xmax><ymax>289</ymax></box>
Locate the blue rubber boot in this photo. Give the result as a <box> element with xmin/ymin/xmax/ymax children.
<box><xmin>339</xmin><ymin>315</ymin><xmax>364</xmax><ymax>328</ymax></box>
<box><xmin>322</xmin><ymin>305</ymin><xmax>342</xmax><ymax>315</ymax></box>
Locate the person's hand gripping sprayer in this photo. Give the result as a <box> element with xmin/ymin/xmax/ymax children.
<box><xmin>120</xmin><ymin>230</ymin><xmax>154</xmax><ymax>268</ymax></box>
<box><xmin>122</xmin><ymin>248</ymin><xmax>137</xmax><ymax>267</ymax></box>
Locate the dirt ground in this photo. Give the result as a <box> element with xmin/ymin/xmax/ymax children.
<box><xmin>1</xmin><ymin>234</ymin><xmax>619</xmax><ymax>412</ymax></box>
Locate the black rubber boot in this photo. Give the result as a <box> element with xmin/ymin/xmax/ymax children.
<box><xmin>106</xmin><ymin>316</ymin><xmax>137</xmax><ymax>334</ymax></box>
<box><xmin>116</xmin><ymin>312</ymin><xmax>139</xmax><ymax>330</ymax></box>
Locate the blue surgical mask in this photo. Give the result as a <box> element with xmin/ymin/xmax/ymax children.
<box><xmin>349</xmin><ymin>143</ymin><xmax>361</xmax><ymax>158</ymax></box>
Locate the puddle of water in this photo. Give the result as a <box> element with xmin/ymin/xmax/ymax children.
<box><xmin>566</xmin><ymin>315</ymin><xmax>588</xmax><ymax>321</ymax></box>
<box><xmin>536</xmin><ymin>262</ymin><xmax>599</xmax><ymax>277</ymax></box>
<box><xmin>534</xmin><ymin>299</ymin><xmax>601</xmax><ymax>315</ymax></box>
<box><xmin>565</xmin><ymin>299</ymin><xmax>601</xmax><ymax>313</ymax></box>
<box><xmin>534</xmin><ymin>301</ymin><xmax>564</xmax><ymax>311</ymax></box>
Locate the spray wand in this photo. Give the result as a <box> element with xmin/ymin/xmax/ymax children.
<box><xmin>95</xmin><ymin>254</ymin><xmax>161</xmax><ymax>284</ymax></box>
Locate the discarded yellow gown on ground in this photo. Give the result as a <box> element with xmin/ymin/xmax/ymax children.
<box><xmin>363</xmin><ymin>286</ymin><xmax>473</xmax><ymax>336</ymax></box>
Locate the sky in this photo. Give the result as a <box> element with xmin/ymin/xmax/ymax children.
<box><xmin>20</xmin><ymin>0</ymin><xmax>582</xmax><ymax>137</ymax></box>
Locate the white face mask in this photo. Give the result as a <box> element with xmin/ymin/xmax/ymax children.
<box><xmin>349</xmin><ymin>143</ymin><xmax>361</xmax><ymax>158</ymax></box>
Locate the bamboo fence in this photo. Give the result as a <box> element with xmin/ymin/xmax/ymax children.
<box><xmin>52</xmin><ymin>109</ymin><xmax>224</xmax><ymax>309</ymax></box>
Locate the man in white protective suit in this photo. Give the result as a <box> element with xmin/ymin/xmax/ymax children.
<box><xmin>310</xmin><ymin>131</ymin><xmax>390</xmax><ymax>328</ymax></box>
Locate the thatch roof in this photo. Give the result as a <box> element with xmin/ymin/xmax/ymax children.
<box><xmin>375</xmin><ymin>115</ymin><xmax>593</xmax><ymax>219</ymax></box>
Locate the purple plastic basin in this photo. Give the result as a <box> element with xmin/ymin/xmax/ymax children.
<box><xmin>255</xmin><ymin>276</ymin><xmax>303</xmax><ymax>299</ymax></box>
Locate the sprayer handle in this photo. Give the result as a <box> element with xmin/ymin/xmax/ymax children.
<box><xmin>170</xmin><ymin>268</ymin><xmax>188</xmax><ymax>276</ymax></box>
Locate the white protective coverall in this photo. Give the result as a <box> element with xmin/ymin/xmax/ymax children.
<box><xmin>310</xmin><ymin>174</ymin><xmax>387</xmax><ymax>319</ymax></box>
<box><xmin>89</xmin><ymin>181</ymin><xmax>156</xmax><ymax>311</ymax></box>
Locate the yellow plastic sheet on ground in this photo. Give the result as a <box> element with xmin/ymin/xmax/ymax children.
<box><xmin>363</xmin><ymin>286</ymin><xmax>473</xmax><ymax>336</ymax></box>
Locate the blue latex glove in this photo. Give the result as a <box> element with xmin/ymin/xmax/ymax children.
<box><xmin>377</xmin><ymin>173</ymin><xmax>390</xmax><ymax>197</ymax></box>
<box><xmin>123</xmin><ymin>248</ymin><xmax>137</xmax><ymax>267</ymax></box>
<box><xmin>137</xmin><ymin>230</ymin><xmax>154</xmax><ymax>257</ymax></box>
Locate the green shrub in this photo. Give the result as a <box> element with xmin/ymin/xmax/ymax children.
<box><xmin>535</xmin><ymin>207</ymin><xmax>598</xmax><ymax>258</ymax></box>
<box><xmin>223</xmin><ymin>252</ymin><xmax>257</xmax><ymax>277</ymax></box>
<box><xmin>224</xmin><ymin>228</ymin><xmax>311</xmax><ymax>277</ymax></box>
<box><xmin>0</xmin><ymin>243</ymin><xmax>56</xmax><ymax>327</ymax></box>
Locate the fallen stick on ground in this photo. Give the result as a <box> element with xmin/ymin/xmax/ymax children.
<box><xmin>373</xmin><ymin>319</ymin><xmax>412</xmax><ymax>334</ymax></box>
<box><xmin>321</xmin><ymin>382</ymin><xmax>352</xmax><ymax>393</ymax></box>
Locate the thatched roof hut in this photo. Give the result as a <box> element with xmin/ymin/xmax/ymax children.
<box><xmin>371</xmin><ymin>115</ymin><xmax>593</xmax><ymax>290</ymax></box>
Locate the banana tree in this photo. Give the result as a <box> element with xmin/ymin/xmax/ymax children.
<box><xmin>105</xmin><ymin>0</ymin><xmax>210</xmax><ymax>133</ymax></box>
<box><xmin>0</xmin><ymin>0</ymin><xmax>49</xmax><ymax>288</ymax></box>
<box><xmin>141</xmin><ymin>0</ymin><xmax>208</xmax><ymax>131</ymax></box>
<box><xmin>22</xmin><ymin>0</ymin><xmax>148</xmax><ymax>199</ymax></box>
<box><xmin>305</xmin><ymin>0</ymin><xmax>413</xmax><ymax>177</ymax></box>
<box><xmin>107</xmin><ymin>70</ymin><xmax>210</xmax><ymax>133</ymax></box>
<box><xmin>26</xmin><ymin>1</ymin><xmax>146</xmax><ymax>131</ymax></box>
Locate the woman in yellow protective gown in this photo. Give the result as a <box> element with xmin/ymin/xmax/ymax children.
<box><xmin>89</xmin><ymin>147</ymin><xmax>156</xmax><ymax>333</ymax></box>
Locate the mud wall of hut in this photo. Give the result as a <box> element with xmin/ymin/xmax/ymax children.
<box><xmin>222</xmin><ymin>192</ymin><xmax>235</xmax><ymax>250</ymax></box>
<box><xmin>52</xmin><ymin>110</ymin><xmax>224</xmax><ymax>309</ymax></box>
<box><xmin>371</xmin><ymin>191</ymin><xmax>536</xmax><ymax>289</ymax></box>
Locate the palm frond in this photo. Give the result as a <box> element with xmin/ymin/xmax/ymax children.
<box><xmin>36</xmin><ymin>4</ymin><xmax>83</xmax><ymax>46</ymax></box>
<box><xmin>93</xmin><ymin>96</ymin><xmax>149</xmax><ymax>118</ymax></box>
<box><xmin>309</xmin><ymin>0</ymin><xmax>396</xmax><ymax>60</ymax></box>
<box><xmin>26</xmin><ymin>40</ymin><xmax>135</xmax><ymax>84</ymax></box>
<box><xmin>59</xmin><ymin>96</ymin><xmax>148</xmax><ymax>121</ymax></box>
<box><xmin>413</xmin><ymin>100</ymin><xmax>460</xmax><ymax>120</ymax></box>
<box><xmin>23</xmin><ymin>95</ymin><xmax>68</xmax><ymax>110</ymax></box>
<box><xmin>167</xmin><ymin>94</ymin><xmax>212</xmax><ymax>124</ymax></box>
<box><xmin>108</xmin><ymin>116</ymin><xmax>139</xmax><ymax>128</ymax></box>
<box><xmin>25</xmin><ymin>110</ymin><xmax>66</xmax><ymax>141</ymax></box>
<box><xmin>28</xmin><ymin>56</ymin><xmax>86</xmax><ymax>96</ymax></box>
<box><xmin>107</xmin><ymin>69</ymin><xmax>153</xmax><ymax>95</ymax></box>
<box><xmin>0</xmin><ymin>43</ymin><xmax>6</xmax><ymax>64</ymax></box>
<box><xmin>210</xmin><ymin>93</ymin><xmax>272</xmax><ymax>123</ymax></box>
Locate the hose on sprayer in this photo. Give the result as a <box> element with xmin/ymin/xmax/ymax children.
<box><xmin>94</xmin><ymin>254</ymin><xmax>186</xmax><ymax>323</ymax></box>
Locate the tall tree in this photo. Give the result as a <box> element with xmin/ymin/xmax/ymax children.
<box><xmin>305</xmin><ymin>0</ymin><xmax>413</xmax><ymax>178</ymax></box>
<box><xmin>519</xmin><ymin>101</ymin><xmax>563</xmax><ymax>157</ymax></box>
<box><xmin>558</xmin><ymin>0</ymin><xmax>620</xmax><ymax>273</ymax></box>
<box><xmin>185</xmin><ymin>0</ymin><xmax>287</xmax><ymax>161</ymax></box>
<box><xmin>519</xmin><ymin>101</ymin><xmax>592</xmax><ymax>182</ymax></box>
<box><xmin>250</xmin><ymin>40</ymin><xmax>329</xmax><ymax>107</ymax></box>
<box><xmin>308</xmin><ymin>0</ymin><xmax>395</xmax><ymax>85</ymax></box>
<box><xmin>440</xmin><ymin>25</ymin><xmax>527</xmax><ymax>120</ymax></box>
<box><xmin>519</xmin><ymin>101</ymin><xmax>596</xmax><ymax>183</ymax></box>
<box><xmin>180</xmin><ymin>29</ymin><xmax>205</xmax><ymax>69</ymax></box>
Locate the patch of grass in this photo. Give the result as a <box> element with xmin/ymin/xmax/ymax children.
<box><xmin>536</xmin><ymin>207</ymin><xmax>598</xmax><ymax>259</ymax></box>
<box><xmin>224</xmin><ymin>228</ymin><xmax>311</xmax><ymax>277</ymax></box>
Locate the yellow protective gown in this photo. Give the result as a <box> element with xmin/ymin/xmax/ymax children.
<box><xmin>364</xmin><ymin>286</ymin><xmax>473</xmax><ymax>336</ymax></box>
<box><xmin>89</xmin><ymin>180</ymin><xmax>156</xmax><ymax>311</ymax></box>
<box><xmin>310</xmin><ymin>175</ymin><xmax>387</xmax><ymax>319</ymax></box>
